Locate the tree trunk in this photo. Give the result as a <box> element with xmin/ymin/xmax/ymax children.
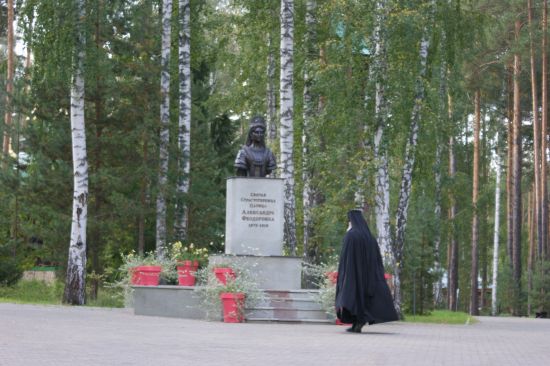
<box><xmin>156</xmin><ymin>0</ymin><xmax>172</xmax><ymax>257</ymax></box>
<box><xmin>541</xmin><ymin>0</ymin><xmax>548</xmax><ymax>259</ymax></box>
<box><xmin>393</xmin><ymin>0</ymin><xmax>434</xmax><ymax>316</ymax></box>
<box><xmin>371</xmin><ymin>0</ymin><xmax>391</xmax><ymax>263</ymax></box>
<box><xmin>302</xmin><ymin>0</ymin><xmax>317</xmax><ymax>261</ymax></box>
<box><xmin>528</xmin><ymin>0</ymin><xmax>542</xmax><ymax>259</ymax></box>
<box><xmin>511</xmin><ymin>19</ymin><xmax>523</xmax><ymax>314</ymax></box>
<box><xmin>470</xmin><ymin>89</ymin><xmax>481</xmax><ymax>316</ymax></box>
<box><xmin>2</xmin><ymin>0</ymin><xmax>14</xmax><ymax>168</ymax></box>
<box><xmin>279</xmin><ymin>0</ymin><xmax>297</xmax><ymax>254</ymax></box>
<box><xmin>64</xmin><ymin>0</ymin><xmax>88</xmax><ymax>305</ymax></box>
<box><xmin>506</xmin><ymin>66</ymin><xmax>514</xmax><ymax>262</ymax></box>
<box><xmin>174</xmin><ymin>0</ymin><xmax>191</xmax><ymax>242</ymax></box>
<box><xmin>492</xmin><ymin>135</ymin><xmax>502</xmax><ymax>316</ymax></box>
<box><xmin>528</xmin><ymin>186</ymin><xmax>535</xmax><ymax>316</ymax></box>
<box><xmin>447</xmin><ymin>94</ymin><xmax>458</xmax><ymax>311</ymax></box>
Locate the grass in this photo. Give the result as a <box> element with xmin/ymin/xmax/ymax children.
<box><xmin>403</xmin><ymin>310</ymin><xmax>476</xmax><ymax>325</ymax></box>
<box><xmin>0</xmin><ymin>280</ymin><xmax>124</xmax><ymax>308</ymax></box>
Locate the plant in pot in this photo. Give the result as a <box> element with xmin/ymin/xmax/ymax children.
<box><xmin>303</xmin><ymin>257</ymin><xmax>340</xmax><ymax>323</ymax></box>
<box><xmin>195</xmin><ymin>260</ymin><xmax>264</xmax><ymax>323</ymax></box>
<box><xmin>169</xmin><ymin>241</ymin><xmax>209</xmax><ymax>286</ymax></box>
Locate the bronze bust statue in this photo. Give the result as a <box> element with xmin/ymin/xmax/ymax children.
<box><xmin>234</xmin><ymin>116</ymin><xmax>277</xmax><ymax>177</ymax></box>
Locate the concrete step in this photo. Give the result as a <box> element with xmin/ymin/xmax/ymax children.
<box><xmin>244</xmin><ymin>289</ymin><xmax>332</xmax><ymax>323</ymax></box>
<box><xmin>245</xmin><ymin>317</ymin><xmax>334</xmax><ymax>324</ymax></box>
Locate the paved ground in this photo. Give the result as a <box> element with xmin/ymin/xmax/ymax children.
<box><xmin>1</xmin><ymin>303</ymin><xmax>550</xmax><ymax>366</ymax></box>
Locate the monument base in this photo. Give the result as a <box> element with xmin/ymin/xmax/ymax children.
<box><xmin>209</xmin><ymin>254</ymin><xmax>302</xmax><ymax>290</ymax></box>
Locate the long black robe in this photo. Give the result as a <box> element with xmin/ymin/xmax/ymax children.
<box><xmin>335</xmin><ymin>228</ymin><xmax>398</xmax><ymax>324</ymax></box>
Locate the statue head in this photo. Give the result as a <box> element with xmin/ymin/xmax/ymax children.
<box><xmin>245</xmin><ymin>115</ymin><xmax>266</xmax><ymax>146</ymax></box>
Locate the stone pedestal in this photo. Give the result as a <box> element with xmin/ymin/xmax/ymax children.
<box><xmin>225</xmin><ymin>177</ymin><xmax>284</xmax><ymax>256</ymax></box>
<box><xmin>209</xmin><ymin>254</ymin><xmax>302</xmax><ymax>290</ymax></box>
<box><xmin>223</xmin><ymin>177</ymin><xmax>302</xmax><ymax>290</ymax></box>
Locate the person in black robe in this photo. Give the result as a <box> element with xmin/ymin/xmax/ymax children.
<box><xmin>335</xmin><ymin>209</ymin><xmax>398</xmax><ymax>333</ymax></box>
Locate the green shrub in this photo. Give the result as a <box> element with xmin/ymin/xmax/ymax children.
<box><xmin>0</xmin><ymin>280</ymin><xmax>63</xmax><ymax>304</ymax></box>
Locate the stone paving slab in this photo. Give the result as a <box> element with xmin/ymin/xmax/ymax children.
<box><xmin>1</xmin><ymin>303</ymin><xmax>550</xmax><ymax>366</ymax></box>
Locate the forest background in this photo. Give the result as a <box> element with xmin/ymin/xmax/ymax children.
<box><xmin>2</xmin><ymin>0</ymin><xmax>550</xmax><ymax>317</ymax></box>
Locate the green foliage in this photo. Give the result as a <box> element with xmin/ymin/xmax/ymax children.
<box><xmin>194</xmin><ymin>259</ymin><xmax>264</xmax><ymax>321</ymax></box>
<box><xmin>529</xmin><ymin>260</ymin><xmax>550</xmax><ymax>313</ymax></box>
<box><xmin>0</xmin><ymin>280</ymin><xmax>63</xmax><ymax>304</ymax></box>
<box><xmin>0</xmin><ymin>244</ymin><xmax>23</xmax><ymax>286</ymax></box>
<box><xmin>168</xmin><ymin>241</ymin><xmax>210</xmax><ymax>268</ymax></box>
<box><xmin>0</xmin><ymin>0</ymin><xmax>548</xmax><ymax>317</ymax></box>
<box><xmin>403</xmin><ymin>310</ymin><xmax>475</xmax><ymax>324</ymax></box>
<box><xmin>302</xmin><ymin>256</ymin><xmax>339</xmax><ymax>318</ymax></box>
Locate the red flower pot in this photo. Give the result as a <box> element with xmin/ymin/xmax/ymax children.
<box><xmin>177</xmin><ymin>260</ymin><xmax>199</xmax><ymax>286</ymax></box>
<box><xmin>220</xmin><ymin>292</ymin><xmax>245</xmax><ymax>323</ymax></box>
<box><xmin>130</xmin><ymin>265</ymin><xmax>162</xmax><ymax>286</ymax></box>
<box><xmin>326</xmin><ymin>271</ymin><xmax>338</xmax><ymax>285</ymax></box>
<box><xmin>214</xmin><ymin>267</ymin><xmax>236</xmax><ymax>285</ymax></box>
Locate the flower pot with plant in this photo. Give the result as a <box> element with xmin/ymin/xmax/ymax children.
<box><xmin>169</xmin><ymin>241</ymin><xmax>209</xmax><ymax>286</ymax></box>
<box><xmin>195</xmin><ymin>259</ymin><xmax>264</xmax><ymax>323</ymax></box>
<box><xmin>119</xmin><ymin>251</ymin><xmax>167</xmax><ymax>287</ymax></box>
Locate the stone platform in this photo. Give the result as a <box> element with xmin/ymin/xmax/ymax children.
<box><xmin>208</xmin><ymin>254</ymin><xmax>302</xmax><ymax>290</ymax></box>
<box><xmin>132</xmin><ymin>285</ymin><xmax>332</xmax><ymax>323</ymax></box>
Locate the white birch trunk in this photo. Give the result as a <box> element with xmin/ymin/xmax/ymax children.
<box><xmin>280</xmin><ymin>0</ymin><xmax>297</xmax><ymax>254</ymax></box>
<box><xmin>371</xmin><ymin>0</ymin><xmax>392</xmax><ymax>264</ymax></box>
<box><xmin>492</xmin><ymin>133</ymin><xmax>502</xmax><ymax>316</ymax></box>
<box><xmin>302</xmin><ymin>0</ymin><xmax>317</xmax><ymax>260</ymax></box>
<box><xmin>156</xmin><ymin>0</ymin><xmax>172</xmax><ymax>257</ymax></box>
<box><xmin>175</xmin><ymin>0</ymin><xmax>191</xmax><ymax>242</ymax></box>
<box><xmin>64</xmin><ymin>0</ymin><xmax>88</xmax><ymax>305</ymax></box>
<box><xmin>433</xmin><ymin>143</ymin><xmax>443</xmax><ymax>306</ymax></box>
<box><xmin>393</xmin><ymin>0</ymin><xmax>434</xmax><ymax>314</ymax></box>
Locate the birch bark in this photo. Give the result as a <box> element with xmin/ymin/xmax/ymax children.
<box><xmin>393</xmin><ymin>0</ymin><xmax>434</xmax><ymax>314</ymax></box>
<box><xmin>491</xmin><ymin>136</ymin><xmax>501</xmax><ymax>316</ymax></box>
<box><xmin>64</xmin><ymin>0</ymin><xmax>88</xmax><ymax>305</ymax></box>
<box><xmin>280</xmin><ymin>0</ymin><xmax>297</xmax><ymax>254</ymax></box>
<box><xmin>371</xmin><ymin>0</ymin><xmax>391</xmax><ymax>263</ymax></box>
<box><xmin>156</xmin><ymin>0</ymin><xmax>172</xmax><ymax>256</ymax></box>
<box><xmin>175</xmin><ymin>0</ymin><xmax>191</xmax><ymax>242</ymax></box>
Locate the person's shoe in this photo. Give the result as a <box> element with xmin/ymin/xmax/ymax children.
<box><xmin>345</xmin><ymin>325</ymin><xmax>356</xmax><ymax>332</ymax></box>
<box><xmin>353</xmin><ymin>322</ymin><xmax>365</xmax><ymax>333</ymax></box>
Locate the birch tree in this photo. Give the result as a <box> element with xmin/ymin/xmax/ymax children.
<box><xmin>156</xmin><ymin>0</ymin><xmax>172</xmax><ymax>256</ymax></box>
<box><xmin>64</xmin><ymin>0</ymin><xmax>88</xmax><ymax>305</ymax></box>
<box><xmin>492</xmin><ymin>133</ymin><xmax>502</xmax><ymax>316</ymax></box>
<box><xmin>392</xmin><ymin>0</ymin><xmax>435</xmax><ymax>315</ymax></box>
<box><xmin>279</xmin><ymin>0</ymin><xmax>297</xmax><ymax>254</ymax></box>
<box><xmin>371</xmin><ymin>0</ymin><xmax>391</xmax><ymax>263</ymax></box>
<box><xmin>174</xmin><ymin>0</ymin><xmax>191</xmax><ymax>242</ymax></box>
<box><xmin>2</xmin><ymin>0</ymin><xmax>14</xmax><ymax>168</ymax></box>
